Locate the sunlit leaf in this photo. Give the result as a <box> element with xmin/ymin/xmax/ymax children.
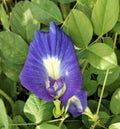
<box><xmin>109</xmin><ymin>122</ymin><xmax>120</xmax><ymax>129</ymax></box>
<box><xmin>110</xmin><ymin>88</ymin><xmax>120</xmax><ymax>114</ymax></box>
<box><xmin>36</xmin><ymin>123</ymin><xmax>60</xmax><ymax>129</ymax></box>
<box><xmin>92</xmin><ymin>0</ymin><xmax>119</xmax><ymax>35</ymax></box>
<box><xmin>0</xmin><ymin>5</ymin><xmax>9</xmax><ymax>31</ymax></box>
<box><xmin>86</xmin><ymin>43</ymin><xmax>117</xmax><ymax>70</ymax></box>
<box><xmin>24</xmin><ymin>94</ymin><xmax>54</xmax><ymax>123</ymax></box>
<box><xmin>0</xmin><ymin>99</ymin><xmax>9</xmax><ymax>129</ymax></box>
<box><xmin>64</xmin><ymin>9</ymin><xmax>93</xmax><ymax>48</ymax></box>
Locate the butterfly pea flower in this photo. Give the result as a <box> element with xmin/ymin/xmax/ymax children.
<box><xmin>20</xmin><ymin>22</ymin><xmax>87</xmax><ymax>117</ymax></box>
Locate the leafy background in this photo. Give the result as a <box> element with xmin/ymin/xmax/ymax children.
<box><xmin>0</xmin><ymin>0</ymin><xmax>120</xmax><ymax>129</ymax></box>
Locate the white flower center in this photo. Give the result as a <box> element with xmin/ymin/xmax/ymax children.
<box><xmin>43</xmin><ymin>57</ymin><xmax>61</xmax><ymax>79</ymax></box>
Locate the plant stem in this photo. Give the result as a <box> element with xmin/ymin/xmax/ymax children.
<box><xmin>96</xmin><ymin>69</ymin><xmax>109</xmax><ymax>115</ymax></box>
<box><xmin>60</xmin><ymin>3</ymin><xmax>68</xmax><ymax>19</ymax></box>
<box><xmin>0</xmin><ymin>89</ymin><xmax>14</xmax><ymax>111</ymax></box>
<box><xmin>9</xmin><ymin>122</ymin><xmax>37</xmax><ymax>126</ymax></box>
<box><xmin>59</xmin><ymin>114</ymin><xmax>69</xmax><ymax>128</ymax></box>
<box><xmin>2</xmin><ymin>0</ymin><xmax>8</xmax><ymax>13</ymax></box>
<box><xmin>48</xmin><ymin>118</ymin><xmax>61</xmax><ymax>123</ymax></box>
<box><xmin>61</xmin><ymin>1</ymin><xmax>78</xmax><ymax>29</ymax></box>
<box><xmin>113</xmin><ymin>33</ymin><xmax>117</xmax><ymax>49</ymax></box>
<box><xmin>81</xmin><ymin>61</ymin><xmax>88</xmax><ymax>74</ymax></box>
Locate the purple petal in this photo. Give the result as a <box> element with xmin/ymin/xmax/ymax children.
<box><xmin>49</xmin><ymin>22</ymin><xmax>83</xmax><ymax>100</ymax></box>
<box><xmin>20</xmin><ymin>32</ymin><xmax>53</xmax><ymax>101</ymax></box>
<box><xmin>20</xmin><ymin>22</ymin><xmax>84</xmax><ymax>102</ymax></box>
<box><xmin>62</xmin><ymin>90</ymin><xmax>87</xmax><ymax>117</ymax></box>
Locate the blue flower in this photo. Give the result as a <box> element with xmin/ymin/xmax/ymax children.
<box><xmin>20</xmin><ymin>22</ymin><xmax>87</xmax><ymax>117</ymax></box>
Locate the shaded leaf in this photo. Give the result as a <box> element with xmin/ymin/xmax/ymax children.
<box><xmin>13</xmin><ymin>100</ymin><xmax>25</xmax><ymax>117</ymax></box>
<box><xmin>0</xmin><ymin>31</ymin><xmax>28</xmax><ymax>64</ymax></box>
<box><xmin>13</xmin><ymin>115</ymin><xmax>27</xmax><ymax>129</ymax></box>
<box><xmin>10</xmin><ymin>1</ymin><xmax>40</xmax><ymax>42</ymax></box>
<box><xmin>57</xmin><ymin>0</ymin><xmax>75</xmax><ymax>3</ymax></box>
<box><xmin>31</xmin><ymin>0</ymin><xmax>63</xmax><ymax>24</ymax></box>
<box><xmin>2</xmin><ymin>60</ymin><xmax>23</xmax><ymax>81</ymax></box>
<box><xmin>0</xmin><ymin>77</ymin><xmax>16</xmax><ymax>99</ymax></box>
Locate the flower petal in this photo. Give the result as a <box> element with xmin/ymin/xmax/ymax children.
<box><xmin>20</xmin><ymin>22</ymin><xmax>84</xmax><ymax>102</ymax></box>
<box><xmin>49</xmin><ymin>22</ymin><xmax>83</xmax><ymax>100</ymax></box>
<box><xmin>20</xmin><ymin>31</ymin><xmax>53</xmax><ymax>101</ymax></box>
<box><xmin>62</xmin><ymin>90</ymin><xmax>87</xmax><ymax>117</ymax></box>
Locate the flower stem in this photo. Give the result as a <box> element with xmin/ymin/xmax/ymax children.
<box><xmin>113</xmin><ymin>33</ymin><xmax>117</xmax><ymax>49</ymax></box>
<box><xmin>60</xmin><ymin>3</ymin><xmax>68</xmax><ymax>19</ymax></box>
<box><xmin>0</xmin><ymin>89</ymin><xmax>14</xmax><ymax>111</ymax></box>
<box><xmin>81</xmin><ymin>61</ymin><xmax>88</xmax><ymax>74</ymax></box>
<box><xmin>61</xmin><ymin>1</ymin><xmax>78</xmax><ymax>29</ymax></box>
<box><xmin>96</xmin><ymin>69</ymin><xmax>109</xmax><ymax>115</ymax></box>
<box><xmin>59</xmin><ymin>113</ymin><xmax>69</xmax><ymax>128</ymax></box>
<box><xmin>9</xmin><ymin>122</ymin><xmax>37</xmax><ymax>126</ymax></box>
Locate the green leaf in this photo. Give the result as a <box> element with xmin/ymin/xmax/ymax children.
<box><xmin>111</xmin><ymin>115</ymin><xmax>120</xmax><ymax>124</ymax></box>
<box><xmin>13</xmin><ymin>100</ymin><xmax>25</xmax><ymax>117</ymax></box>
<box><xmin>103</xmin><ymin>37</ymin><xmax>113</xmax><ymax>48</ymax></box>
<box><xmin>0</xmin><ymin>99</ymin><xmax>9</xmax><ymax>129</ymax></box>
<box><xmin>64</xmin><ymin>9</ymin><xmax>93</xmax><ymax>48</ymax></box>
<box><xmin>31</xmin><ymin>0</ymin><xmax>63</xmax><ymax>24</ymax></box>
<box><xmin>24</xmin><ymin>94</ymin><xmax>54</xmax><ymax>123</ymax></box>
<box><xmin>2</xmin><ymin>60</ymin><xmax>23</xmax><ymax>81</ymax></box>
<box><xmin>98</xmin><ymin>111</ymin><xmax>110</xmax><ymax>125</ymax></box>
<box><xmin>13</xmin><ymin>115</ymin><xmax>27</xmax><ymax>129</ymax></box>
<box><xmin>0</xmin><ymin>77</ymin><xmax>16</xmax><ymax>99</ymax></box>
<box><xmin>8</xmin><ymin>116</ymin><xmax>20</xmax><ymax>129</ymax></box>
<box><xmin>57</xmin><ymin>0</ymin><xmax>75</xmax><ymax>3</ymax></box>
<box><xmin>113</xmin><ymin>22</ymin><xmax>120</xmax><ymax>34</ymax></box>
<box><xmin>76</xmin><ymin>0</ymin><xmax>96</xmax><ymax>19</ymax></box>
<box><xmin>0</xmin><ymin>5</ymin><xmax>9</xmax><ymax>31</ymax></box>
<box><xmin>92</xmin><ymin>0</ymin><xmax>119</xmax><ymax>35</ymax></box>
<box><xmin>83</xmin><ymin>70</ymin><xmax>98</xmax><ymax>96</ymax></box>
<box><xmin>110</xmin><ymin>88</ymin><xmax>120</xmax><ymax>115</ymax></box>
<box><xmin>0</xmin><ymin>31</ymin><xmax>28</xmax><ymax>64</ymax></box>
<box><xmin>36</xmin><ymin>123</ymin><xmax>60</xmax><ymax>129</ymax></box>
<box><xmin>10</xmin><ymin>1</ymin><xmax>40</xmax><ymax>42</ymax></box>
<box><xmin>109</xmin><ymin>123</ymin><xmax>120</xmax><ymax>129</ymax></box>
<box><xmin>86</xmin><ymin>43</ymin><xmax>117</xmax><ymax>70</ymax></box>
<box><xmin>97</xmin><ymin>66</ymin><xmax>120</xmax><ymax>86</ymax></box>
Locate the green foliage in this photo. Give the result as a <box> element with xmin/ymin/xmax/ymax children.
<box><xmin>64</xmin><ymin>9</ymin><xmax>93</xmax><ymax>48</ymax></box>
<box><xmin>0</xmin><ymin>0</ymin><xmax>120</xmax><ymax>129</ymax></box>
<box><xmin>110</xmin><ymin>88</ymin><xmax>120</xmax><ymax>115</ymax></box>
<box><xmin>31</xmin><ymin>0</ymin><xmax>63</xmax><ymax>24</ymax></box>
<box><xmin>109</xmin><ymin>123</ymin><xmax>120</xmax><ymax>129</ymax></box>
<box><xmin>10</xmin><ymin>1</ymin><xmax>40</xmax><ymax>42</ymax></box>
<box><xmin>86</xmin><ymin>43</ymin><xmax>117</xmax><ymax>70</ymax></box>
<box><xmin>0</xmin><ymin>31</ymin><xmax>28</xmax><ymax>81</ymax></box>
<box><xmin>91</xmin><ymin>0</ymin><xmax>119</xmax><ymax>35</ymax></box>
<box><xmin>0</xmin><ymin>5</ymin><xmax>9</xmax><ymax>31</ymax></box>
<box><xmin>24</xmin><ymin>94</ymin><xmax>54</xmax><ymax>123</ymax></box>
<box><xmin>36</xmin><ymin>123</ymin><xmax>60</xmax><ymax>129</ymax></box>
<box><xmin>0</xmin><ymin>98</ymin><xmax>9</xmax><ymax>129</ymax></box>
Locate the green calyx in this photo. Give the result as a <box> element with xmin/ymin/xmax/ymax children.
<box><xmin>53</xmin><ymin>99</ymin><xmax>65</xmax><ymax>118</ymax></box>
